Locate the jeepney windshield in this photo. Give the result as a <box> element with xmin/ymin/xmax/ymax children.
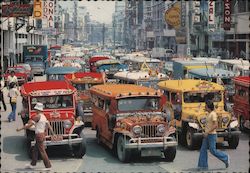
<box><xmin>72</xmin><ymin>83</ymin><xmax>97</xmax><ymax>91</ymax></box>
<box><xmin>31</xmin><ymin>95</ymin><xmax>73</xmax><ymax>110</ymax></box>
<box><xmin>47</xmin><ymin>74</ymin><xmax>65</xmax><ymax>80</ymax></box>
<box><xmin>183</xmin><ymin>92</ymin><xmax>222</xmax><ymax>103</ymax></box>
<box><xmin>118</xmin><ymin>97</ymin><xmax>159</xmax><ymax>112</ymax></box>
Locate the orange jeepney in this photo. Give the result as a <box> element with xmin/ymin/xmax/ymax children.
<box><xmin>90</xmin><ymin>84</ymin><xmax>177</xmax><ymax>162</ymax></box>
<box><xmin>65</xmin><ymin>72</ymin><xmax>104</xmax><ymax>123</ymax></box>
<box><xmin>233</xmin><ymin>76</ymin><xmax>250</xmax><ymax>131</ymax></box>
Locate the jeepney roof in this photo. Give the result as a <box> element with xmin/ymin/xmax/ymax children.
<box><xmin>21</xmin><ymin>81</ymin><xmax>76</xmax><ymax>96</ymax></box>
<box><xmin>90</xmin><ymin>84</ymin><xmax>161</xmax><ymax>98</ymax></box>
<box><xmin>219</xmin><ymin>59</ymin><xmax>250</xmax><ymax>65</ymax></box>
<box><xmin>189</xmin><ymin>68</ymin><xmax>236</xmax><ymax>78</ymax></box>
<box><xmin>114</xmin><ymin>71</ymin><xmax>167</xmax><ymax>81</ymax></box>
<box><xmin>233</xmin><ymin>76</ymin><xmax>250</xmax><ymax>87</ymax></box>
<box><xmin>173</xmin><ymin>60</ymin><xmax>217</xmax><ymax>66</ymax></box>
<box><xmin>121</xmin><ymin>55</ymin><xmax>160</xmax><ymax>63</ymax></box>
<box><xmin>95</xmin><ymin>59</ymin><xmax>120</xmax><ymax>66</ymax></box>
<box><xmin>45</xmin><ymin>66</ymin><xmax>79</xmax><ymax>75</ymax></box>
<box><xmin>158</xmin><ymin>79</ymin><xmax>224</xmax><ymax>92</ymax></box>
<box><xmin>65</xmin><ymin>72</ymin><xmax>103</xmax><ymax>80</ymax></box>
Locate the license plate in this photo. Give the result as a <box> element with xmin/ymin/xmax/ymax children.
<box><xmin>51</xmin><ymin>135</ymin><xmax>63</xmax><ymax>142</ymax></box>
<box><xmin>141</xmin><ymin>149</ymin><xmax>161</xmax><ymax>157</ymax></box>
<box><xmin>216</xmin><ymin>137</ymin><xmax>224</xmax><ymax>143</ymax></box>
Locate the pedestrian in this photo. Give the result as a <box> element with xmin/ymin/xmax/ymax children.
<box><xmin>16</xmin><ymin>102</ymin><xmax>55</xmax><ymax>171</ymax></box>
<box><xmin>7</xmin><ymin>70</ymin><xmax>18</xmax><ymax>88</ymax></box>
<box><xmin>198</xmin><ymin>100</ymin><xmax>230</xmax><ymax>170</ymax></box>
<box><xmin>0</xmin><ymin>76</ymin><xmax>7</xmax><ymax>111</ymax></box>
<box><xmin>7</xmin><ymin>82</ymin><xmax>19</xmax><ymax>122</ymax></box>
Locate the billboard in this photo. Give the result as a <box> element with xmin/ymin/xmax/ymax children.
<box><xmin>2</xmin><ymin>3</ymin><xmax>33</xmax><ymax>17</ymax></box>
<box><xmin>43</xmin><ymin>0</ymin><xmax>55</xmax><ymax>28</ymax></box>
<box><xmin>165</xmin><ymin>2</ymin><xmax>181</xmax><ymax>29</ymax></box>
<box><xmin>208</xmin><ymin>0</ymin><xmax>215</xmax><ymax>32</ymax></box>
<box><xmin>223</xmin><ymin>0</ymin><xmax>231</xmax><ymax>30</ymax></box>
<box><xmin>33</xmin><ymin>0</ymin><xmax>43</xmax><ymax>19</ymax></box>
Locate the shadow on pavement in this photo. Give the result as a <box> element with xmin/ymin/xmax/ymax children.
<box><xmin>182</xmin><ymin>167</ymin><xmax>227</xmax><ymax>172</ymax></box>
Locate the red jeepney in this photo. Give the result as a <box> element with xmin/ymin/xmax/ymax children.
<box><xmin>19</xmin><ymin>81</ymin><xmax>86</xmax><ymax>158</ymax></box>
<box><xmin>89</xmin><ymin>56</ymin><xmax>110</xmax><ymax>72</ymax></box>
<box><xmin>233</xmin><ymin>76</ymin><xmax>250</xmax><ymax>131</ymax></box>
<box><xmin>4</xmin><ymin>66</ymin><xmax>28</xmax><ymax>86</ymax></box>
<box><xmin>64</xmin><ymin>72</ymin><xmax>104</xmax><ymax>123</ymax></box>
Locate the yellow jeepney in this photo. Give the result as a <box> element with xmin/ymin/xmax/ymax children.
<box><xmin>158</xmin><ymin>79</ymin><xmax>240</xmax><ymax>150</ymax></box>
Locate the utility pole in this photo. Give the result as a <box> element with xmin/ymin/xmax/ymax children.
<box><xmin>73</xmin><ymin>0</ymin><xmax>78</xmax><ymax>42</ymax></box>
<box><xmin>113</xmin><ymin>20</ymin><xmax>116</xmax><ymax>54</ymax></box>
<box><xmin>102</xmin><ymin>23</ymin><xmax>105</xmax><ymax>49</ymax></box>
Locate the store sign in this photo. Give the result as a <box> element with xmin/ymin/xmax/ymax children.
<box><xmin>223</xmin><ymin>0</ymin><xmax>231</xmax><ymax>30</ymax></box>
<box><xmin>43</xmin><ymin>0</ymin><xmax>55</xmax><ymax>28</ymax></box>
<box><xmin>208</xmin><ymin>0</ymin><xmax>215</xmax><ymax>32</ymax></box>
<box><xmin>2</xmin><ymin>3</ymin><xmax>33</xmax><ymax>17</ymax></box>
<box><xmin>33</xmin><ymin>0</ymin><xmax>43</xmax><ymax>19</ymax></box>
<box><xmin>165</xmin><ymin>2</ymin><xmax>181</xmax><ymax>29</ymax></box>
<box><xmin>181</xmin><ymin>1</ymin><xmax>186</xmax><ymax>27</ymax></box>
<box><xmin>210</xmin><ymin>32</ymin><xmax>224</xmax><ymax>41</ymax></box>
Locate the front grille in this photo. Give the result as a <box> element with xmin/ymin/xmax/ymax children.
<box><xmin>141</xmin><ymin>125</ymin><xmax>157</xmax><ymax>138</ymax></box>
<box><xmin>46</xmin><ymin>121</ymin><xmax>65</xmax><ymax>135</ymax></box>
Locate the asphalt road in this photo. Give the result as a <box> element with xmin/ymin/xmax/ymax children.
<box><xmin>0</xmin><ymin>75</ymin><xmax>249</xmax><ymax>173</ymax></box>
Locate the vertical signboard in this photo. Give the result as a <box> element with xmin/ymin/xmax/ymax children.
<box><xmin>181</xmin><ymin>0</ymin><xmax>186</xmax><ymax>27</ymax></box>
<box><xmin>193</xmin><ymin>1</ymin><xmax>201</xmax><ymax>23</ymax></box>
<box><xmin>223</xmin><ymin>0</ymin><xmax>231</xmax><ymax>30</ymax></box>
<box><xmin>43</xmin><ymin>0</ymin><xmax>54</xmax><ymax>28</ymax></box>
<box><xmin>33</xmin><ymin>0</ymin><xmax>43</xmax><ymax>19</ymax></box>
<box><xmin>208</xmin><ymin>0</ymin><xmax>215</xmax><ymax>32</ymax></box>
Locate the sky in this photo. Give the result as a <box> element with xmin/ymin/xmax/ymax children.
<box><xmin>59</xmin><ymin>0</ymin><xmax>116</xmax><ymax>24</ymax></box>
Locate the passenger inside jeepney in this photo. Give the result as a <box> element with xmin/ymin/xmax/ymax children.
<box><xmin>171</xmin><ymin>93</ymin><xmax>182</xmax><ymax>120</ymax></box>
<box><xmin>60</xmin><ymin>96</ymin><xmax>73</xmax><ymax>108</ymax></box>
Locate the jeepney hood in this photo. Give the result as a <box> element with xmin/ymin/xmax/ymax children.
<box><xmin>182</xmin><ymin>105</ymin><xmax>232</xmax><ymax>129</ymax></box>
<box><xmin>30</xmin><ymin>109</ymin><xmax>75</xmax><ymax>121</ymax></box>
<box><xmin>116</xmin><ymin>112</ymin><xmax>166</xmax><ymax>128</ymax></box>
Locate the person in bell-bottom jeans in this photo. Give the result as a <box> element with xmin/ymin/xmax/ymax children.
<box><xmin>198</xmin><ymin>100</ymin><xmax>229</xmax><ymax>169</ymax></box>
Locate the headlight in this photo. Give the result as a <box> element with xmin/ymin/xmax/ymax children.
<box><xmin>63</xmin><ymin>120</ymin><xmax>72</xmax><ymax>129</ymax></box>
<box><xmin>133</xmin><ymin>125</ymin><xmax>142</xmax><ymax>134</ymax></box>
<box><xmin>222</xmin><ymin>117</ymin><xmax>229</xmax><ymax>123</ymax></box>
<box><xmin>157</xmin><ymin>124</ymin><xmax>166</xmax><ymax>133</ymax></box>
<box><xmin>105</xmin><ymin>69</ymin><xmax>109</xmax><ymax>72</ymax></box>
<box><xmin>119</xmin><ymin>69</ymin><xmax>123</xmax><ymax>71</ymax></box>
<box><xmin>200</xmin><ymin>117</ymin><xmax>207</xmax><ymax>124</ymax></box>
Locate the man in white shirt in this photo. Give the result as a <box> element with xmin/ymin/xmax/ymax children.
<box><xmin>16</xmin><ymin>102</ymin><xmax>55</xmax><ymax>170</ymax></box>
<box><xmin>7</xmin><ymin>71</ymin><xmax>18</xmax><ymax>88</ymax></box>
<box><xmin>0</xmin><ymin>76</ymin><xmax>6</xmax><ymax>111</ymax></box>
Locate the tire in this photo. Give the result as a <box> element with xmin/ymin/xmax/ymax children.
<box><xmin>239</xmin><ymin>116</ymin><xmax>246</xmax><ymax>131</ymax></box>
<box><xmin>116</xmin><ymin>135</ymin><xmax>131</xmax><ymax>162</ymax></box>
<box><xmin>164</xmin><ymin>146</ymin><xmax>176</xmax><ymax>162</ymax></box>
<box><xmin>228</xmin><ymin>135</ymin><xmax>239</xmax><ymax>149</ymax></box>
<box><xmin>73</xmin><ymin>132</ymin><xmax>86</xmax><ymax>158</ymax></box>
<box><xmin>186</xmin><ymin>127</ymin><xmax>197</xmax><ymax>150</ymax></box>
<box><xmin>96</xmin><ymin>127</ymin><xmax>101</xmax><ymax>144</ymax></box>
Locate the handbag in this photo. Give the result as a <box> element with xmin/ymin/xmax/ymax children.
<box><xmin>11</xmin><ymin>97</ymin><xmax>17</xmax><ymax>103</ymax></box>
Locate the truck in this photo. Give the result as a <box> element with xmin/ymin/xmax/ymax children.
<box><xmin>23</xmin><ymin>45</ymin><xmax>48</xmax><ymax>75</ymax></box>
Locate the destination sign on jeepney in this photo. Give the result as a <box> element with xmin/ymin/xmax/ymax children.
<box><xmin>30</xmin><ymin>89</ymin><xmax>73</xmax><ymax>96</ymax></box>
<box><xmin>196</xmin><ymin>81</ymin><xmax>213</xmax><ymax>90</ymax></box>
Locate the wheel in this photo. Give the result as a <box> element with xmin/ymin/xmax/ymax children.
<box><xmin>96</xmin><ymin>127</ymin><xmax>101</xmax><ymax>144</ymax></box>
<box><xmin>116</xmin><ymin>135</ymin><xmax>131</xmax><ymax>162</ymax></box>
<box><xmin>239</xmin><ymin>116</ymin><xmax>246</xmax><ymax>131</ymax></box>
<box><xmin>186</xmin><ymin>127</ymin><xmax>197</xmax><ymax>150</ymax></box>
<box><xmin>73</xmin><ymin>132</ymin><xmax>86</xmax><ymax>158</ymax></box>
<box><xmin>164</xmin><ymin>146</ymin><xmax>176</xmax><ymax>162</ymax></box>
<box><xmin>228</xmin><ymin>135</ymin><xmax>239</xmax><ymax>149</ymax></box>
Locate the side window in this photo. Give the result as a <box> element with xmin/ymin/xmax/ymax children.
<box><xmin>171</xmin><ymin>92</ymin><xmax>181</xmax><ymax>104</ymax></box>
<box><xmin>104</xmin><ymin>99</ymin><xmax>111</xmax><ymax>113</ymax></box>
<box><xmin>97</xmin><ymin>97</ymin><xmax>104</xmax><ymax>109</ymax></box>
<box><xmin>163</xmin><ymin>90</ymin><xmax>170</xmax><ymax>101</ymax></box>
<box><xmin>91</xmin><ymin>94</ymin><xmax>99</xmax><ymax>107</ymax></box>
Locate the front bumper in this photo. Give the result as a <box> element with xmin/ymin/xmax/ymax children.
<box><xmin>193</xmin><ymin>128</ymin><xmax>241</xmax><ymax>139</ymax></box>
<box><xmin>31</xmin><ymin>134</ymin><xmax>83</xmax><ymax>147</ymax></box>
<box><xmin>125</xmin><ymin>136</ymin><xmax>177</xmax><ymax>150</ymax></box>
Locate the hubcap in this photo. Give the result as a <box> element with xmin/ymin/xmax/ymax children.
<box><xmin>186</xmin><ymin>131</ymin><xmax>191</xmax><ymax>146</ymax></box>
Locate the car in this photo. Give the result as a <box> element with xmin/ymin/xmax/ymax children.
<box><xmin>4</xmin><ymin>66</ymin><xmax>28</xmax><ymax>86</ymax></box>
<box><xmin>16</xmin><ymin>63</ymin><xmax>33</xmax><ymax>81</ymax></box>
